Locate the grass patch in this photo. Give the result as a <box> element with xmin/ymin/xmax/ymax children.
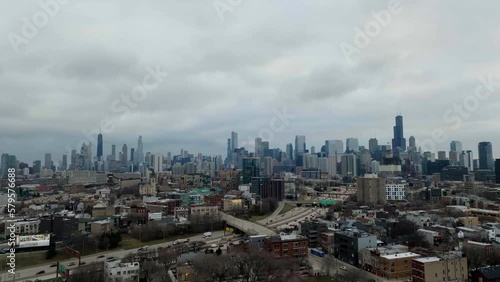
<box><xmin>278</xmin><ymin>203</ymin><xmax>295</xmax><ymax>215</ymax></box>
<box><xmin>122</xmin><ymin>232</ymin><xmax>206</xmax><ymax>250</ymax></box>
<box><xmin>248</xmin><ymin>212</ymin><xmax>273</xmax><ymax>223</ymax></box>
<box><xmin>0</xmin><ymin>250</ymin><xmax>73</xmax><ymax>269</ymax></box>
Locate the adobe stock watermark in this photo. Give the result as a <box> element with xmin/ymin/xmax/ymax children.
<box><xmin>7</xmin><ymin>0</ymin><xmax>68</xmax><ymax>53</ymax></box>
<box><xmin>65</xmin><ymin>65</ymin><xmax>168</xmax><ymax>157</ymax></box>
<box><xmin>239</xmin><ymin>107</ymin><xmax>296</xmax><ymax>152</ymax></box>
<box><xmin>339</xmin><ymin>0</ymin><xmax>409</xmax><ymax>64</ymax></box>
<box><xmin>213</xmin><ymin>0</ymin><xmax>245</xmax><ymax>22</ymax></box>
<box><xmin>417</xmin><ymin>75</ymin><xmax>497</xmax><ymax>153</ymax></box>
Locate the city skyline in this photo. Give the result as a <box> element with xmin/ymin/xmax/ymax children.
<box><xmin>1</xmin><ymin>1</ymin><xmax>500</xmax><ymax>162</ymax></box>
<box><xmin>2</xmin><ymin>117</ymin><xmax>498</xmax><ymax>167</ymax></box>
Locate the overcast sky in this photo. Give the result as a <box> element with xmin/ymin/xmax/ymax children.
<box><xmin>1</xmin><ymin>0</ymin><xmax>500</xmax><ymax>163</ymax></box>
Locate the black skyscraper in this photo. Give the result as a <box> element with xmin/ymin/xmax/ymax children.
<box><xmin>392</xmin><ymin>115</ymin><xmax>406</xmax><ymax>153</ymax></box>
<box><xmin>478</xmin><ymin>142</ymin><xmax>493</xmax><ymax>170</ymax></box>
<box><xmin>97</xmin><ymin>133</ymin><xmax>103</xmax><ymax>158</ymax></box>
<box><xmin>495</xmin><ymin>159</ymin><xmax>500</xmax><ymax>184</ymax></box>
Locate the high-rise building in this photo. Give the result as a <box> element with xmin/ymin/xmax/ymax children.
<box><xmin>62</xmin><ymin>154</ymin><xmax>68</xmax><ymax>171</ymax></box>
<box><xmin>8</xmin><ymin>155</ymin><xmax>18</xmax><ymax>170</ymax></box>
<box><xmin>327</xmin><ymin>155</ymin><xmax>337</xmax><ymax>176</ymax></box>
<box><xmin>310</xmin><ymin>146</ymin><xmax>315</xmax><ymax>154</ymax></box>
<box><xmin>286</xmin><ymin>143</ymin><xmax>293</xmax><ymax>160</ymax></box>
<box><xmin>262</xmin><ymin>157</ymin><xmax>273</xmax><ymax>176</ymax></box>
<box><xmin>130</xmin><ymin>148</ymin><xmax>135</xmax><ymax>163</ymax></box>
<box><xmin>255</xmin><ymin>137</ymin><xmax>262</xmax><ymax>157</ymax></box>
<box><xmin>137</xmin><ymin>136</ymin><xmax>144</xmax><ymax>164</ymax></box>
<box><xmin>1</xmin><ymin>154</ymin><xmax>9</xmax><ymax>178</ymax></box>
<box><xmin>81</xmin><ymin>143</ymin><xmax>92</xmax><ymax>170</ymax></box>
<box><xmin>333</xmin><ymin>140</ymin><xmax>344</xmax><ymax>155</ymax></box>
<box><xmin>392</xmin><ymin>115</ymin><xmax>406</xmax><ymax>153</ymax></box>
<box><xmin>496</xmin><ymin>159</ymin><xmax>500</xmax><ymax>184</ymax></box>
<box><xmin>357</xmin><ymin>174</ymin><xmax>386</xmax><ymax>205</ymax></box>
<box><xmin>409</xmin><ymin>136</ymin><xmax>416</xmax><ymax>149</ymax></box>
<box><xmin>450</xmin><ymin>141</ymin><xmax>462</xmax><ymax>153</ymax></box>
<box><xmin>478</xmin><ymin>142</ymin><xmax>494</xmax><ymax>170</ymax></box>
<box><xmin>341</xmin><ymin>154</ymin><xmax>357</xmax><ymax>176</ymax></box>
<box><xmin>33</xmin><ymin>160</ymin><xmax>41</xmax><ymax>174</ymax></box>
<box><xmin>111</xmin><ymin>145</ymin><xmax>116</xmax><ymax>161</ymax></box>
<box><xmin>242</xmin><ymin>157</ymin><xmax>260</xmax><ymax>183</ymax></box>
<box><xmin>346</xmin><ymin>138</ymin><xmax>359</xmax><ymax>153</ymax></box>
<box><xmin>295</xmin><ymin>135</ymin><xmax>306</xmax><ymax>163</ymax></box>
<box><xmin>437</xmin><ymin>151</ymin><xmax>447</xmax><ymax>160</ymax></box>
<box><xmin>152</xmin><ymin>154</ymin><xmax>162</xmax><ymax>173</ymax></box>
<box><xmin>368</xmin><ymin>138</ymin><xmax>378</xmax><ymax>153</ymax></box>
<box><xmin>231</xmin><ymin>131</ymin><xmax>238</xmax><ymax>151</ymax></box>
<box><xmin>44</xmin><ymin>153</ymin><xmax>52</xmax><ymax>169</ymax></box>
<box><xmin>121</xmin><ymin>144</ymin><xmax>128</xmax><ymax>166</ymax></box>
<box><xmin>97</xmin><ymin>133</ymin><xmax>103</xmax><ymax>158</ymax></box>
<box><xmin>449</xmin><ymin>151</ymin><xmax>459</xmax><ymax>165</ymax></box>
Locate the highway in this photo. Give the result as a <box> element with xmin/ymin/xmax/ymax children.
<box><xmin>220</xmin><ymin>212</ymin><xmax>276</xmax><ymax>236</ymax></box>
<box><xmin>9</xmin><ymin>231</ymin><xmax>225</xmax><ymax>281</ymax></box>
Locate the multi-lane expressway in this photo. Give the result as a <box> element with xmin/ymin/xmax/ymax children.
<box><xmin>7</xmin><ymin>231</ymin><xmax>225</xmax><ymax>282</ymax></box>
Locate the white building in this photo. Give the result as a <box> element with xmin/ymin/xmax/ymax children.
<box><xmin>3</xmin><ymin>219</ymin><xmax>40</xmax><ymax>236</ymax></box>
<box><xmin>386</xmin><ymin>183</ymin><xmax>406</xmax><ymax>201</ymax></box>
<box><xmin>105</xmin><ymin>259</ymin><xmax>140</xmax><ymax>282</ymax></box>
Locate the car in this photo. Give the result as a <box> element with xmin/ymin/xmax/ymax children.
<box><xmin>97</xmin><ymin>255</ymin><xmax>105</xmax><ymax>259</ymax></box>
<box><xmin>340</xmin><ymin>266</ymin><xmax>347</xmax><ymax>271</ymax></box>
<box><xmin>106</xmin><ymin>256</ymin><xmax>115</xmax><ymax>261</ymax></box>
<box><xmin>80</xmin><ymin>262</ymin><xmax>86</xmax><ymax>265</ymax></box>
<box><xmin>68</xmin><ymin>262</ymin><xmax>75</xmax><ymax>266</ymax></box>
<box><xmin>36</xmin><ymin>270</ymin><xmax>45</xmax><ymax>275</ymax></box>
<box><xmin>50</xmin><ymin>263</ymin><xmax>58</xmax><ymax>267</ymax></box>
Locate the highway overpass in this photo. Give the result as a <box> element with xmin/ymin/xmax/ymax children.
<box><xmin>220</xmin><ymin>212</ymin><xmax>276</xmax><ymax>236</ymax></box>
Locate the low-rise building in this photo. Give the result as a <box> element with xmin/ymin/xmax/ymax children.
<box><xmin>190</xmin><ymin>204</ymin><xmax>219</xmax><ymax>216</ymax></box>
<box><xmin>412</xmin><ymin>253</ymin><xmax>468</xmax><ymax>282</ymax></box>
<box><xmin>3</xmin><ymin>219</ymin><xmax>40</xmax><ymax>237</ymax></box>
<box><xmin>264</xmin><ymin>233</ymin><xmax>308</xmax><ymax>258</ymax></box>
<box><xmin>300</xmin><ymin>220</ymin><xmax>327</xmax><ymax>248</ymax></box>
<box><xmin>91</xmin><ymin>219</ymin><xmax>112</xmax><ymax>235</ymax></box>
<box><xmin>334</xmin><ymin>229</ymin><xmax>378</xmax><ymax>267</ymax></box>
<box><xmin>104</xmin><ymin>259</ymin><xmax>140</xmax><ymax>282</ymax></box>
<box><xmin>379</xmin><ymin>252</ymin><xmax>421</xmax><ymax>279</ymax></box>
<box><xmin>471</xmin><ymin>265</ymin><xmax>500</xmax><ymax>282</ymax></box>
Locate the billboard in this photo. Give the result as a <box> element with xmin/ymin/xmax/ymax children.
<box><xmin>15</xmin><ymin>234</ymin><xmax>51</xmax><ymax>248</ymax></box>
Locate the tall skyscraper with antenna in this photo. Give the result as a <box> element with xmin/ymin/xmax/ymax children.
<box><xmin>97</xmin><ymin>131</ymin><xmax>103</xmax><ymax>159</ymax></box>
<box><xmin>392</xmin><ymin>114</ymin><xmax>406</xmax><ymax>153</ymax></box>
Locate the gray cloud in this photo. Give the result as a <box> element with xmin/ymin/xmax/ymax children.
<box><xmin>1</xmin><ymin>0</ymin><xmax>500</xmax><ymax>163</ymax></box>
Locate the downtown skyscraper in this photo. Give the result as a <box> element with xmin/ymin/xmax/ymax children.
<box><xmin>392</xmin><ymin>115</ymin><xmax>406</xmax><ymax>153</ymax></box>
<box><xmin>136</xmin><ymin>135</ymin><xmax>144</xmax><ymax>164</ymax></box>
<box><xmin>478</xmin><ymin>142</ymin><xmax>494</xmax><ymax>170</ymax></box>
<box><xmin>97</xmin><ymin>132</ymin><xmax>103</xmax><ymax>159</ymax></box>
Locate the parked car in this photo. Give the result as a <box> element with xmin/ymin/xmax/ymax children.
<box><xmin>80</xmin><ymin>262</ymin><xmax>87</xmax><ymax>265</ymax></box>
<box><xmin>97</xmin><ymin>255</ymin><xmax>105</xmax><ymax>259</ymax></box>
<box><xmin>50</xmin><ymin>263</ymin><xmax>57</xmax><ymax>267</ymax></box>
<box><xmin>340</xmin><ymin>266</ymin><xmax>347</xmax><ymax>271</ymax></box>
<box><xmin>36</xmin><ymin>270</ymin><xmax>45</xmax><ymax>275</ymax></box>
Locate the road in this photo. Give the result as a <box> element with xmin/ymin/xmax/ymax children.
<box><xmin>10</xmin><ymin>231</ymin><xmax>225</xmax><ymax>281</ymax></box>
<box><xmin>267</xmin><ymin>207</ymin><xmax>327</xmax><ymax>229</ymax></box>
<box><xmin>256</xmin><ymin>201</ymin><xmax>286</xmax><ymax>225</ymax></box>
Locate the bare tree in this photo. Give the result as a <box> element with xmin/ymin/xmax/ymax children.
<box><xmin>68</xmin><ymin>262</ymin><xmax>104</xmax><ymax>282</ymax></box>
<box><xmin>463</xmin><ymin>245</ymin><xmax>486</xmax><ymax>269</ymax></box>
